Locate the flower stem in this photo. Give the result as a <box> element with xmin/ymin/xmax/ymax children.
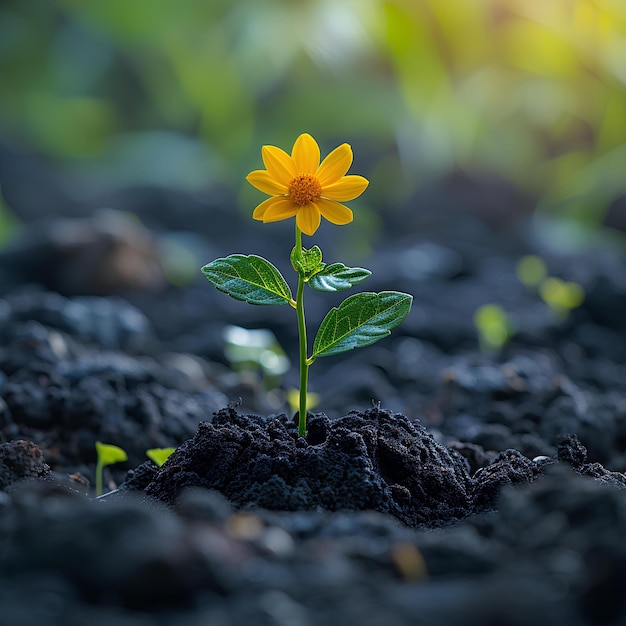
<box><xmin>294</xmin><ymin>226</ymin><xmax>309</xmax><ymax>437</ymax></box>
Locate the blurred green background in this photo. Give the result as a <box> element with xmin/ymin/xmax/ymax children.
<box><xmin>1</xmin><ymin>0</ymin><xmax>626</xmax><ymax>234</ymax></box>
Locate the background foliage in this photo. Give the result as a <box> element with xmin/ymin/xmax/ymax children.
<box><xmin>1</xmin><ymin>0</ymin><xmax>626</xmax><ymax>230</ymax></box>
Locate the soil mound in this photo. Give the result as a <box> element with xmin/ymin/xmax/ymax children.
<box><xmin>145</xmin><ymin>407</ymin><xmax>544</xmax><ymax>526</ymax></box>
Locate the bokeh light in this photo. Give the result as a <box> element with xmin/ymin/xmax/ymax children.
<box><xmin>1</xmin><ymin>0</ymin><xmax>625</xmax><ymax>234</ymax></box>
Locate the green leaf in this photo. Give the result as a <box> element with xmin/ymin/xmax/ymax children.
<box><xmin>312</xmin><ymin>291</ymin><xmax>413</xmax><ymax>358</ymax></box>
<box><xmin>291</xmin><ymin>245</ymin><xmax>325</xmax><ymax>280</ymax></box>
<box><xmin>146</xmin><ymin>447</ymin><xmax>176</xmax><ymax>467</ymax></box>
<box><xmin>95</xmin><ymin>441</ymin><xmax>128</xmax><ymax>467</ymax></box>
<box><xmin>308</xmin><ymin>263</ymin><xmax>371</xmax><ymax>292</ymax></box>
<box><xmin>202</xmin><ymin>254</ymin><xmax>292</xmax><ymax>306</ymax></box>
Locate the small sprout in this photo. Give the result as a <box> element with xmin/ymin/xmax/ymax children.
<box><xmin>516</xmin><ymin>255</ymin><xmax>547</xmax><ymax>288</ymax></box>
<box><xmin>539</xmin><ymin>277</ymin><xmax>585</xmax><ymax>318</ymax></box>
<box><xmin>474</xmin><ymin>304</ymin><xmax>514</xmax><ymax>352</ymax></box>
<box><xmin>146</xmin><ymin>447</ymin><xmax>176</xmax><ymax>467</ymax></box>
<box><xmin>515</xmin><ymin>255</ymin><xmax>585</xmax><ymax>322</ymax></box>
<box><xmin>223</xmin><ymin>325</ymin><xmax>290</xmax><ymax>378</ymax></box>
<box><xmin>95</xmin><ymin>441</ymin><xmax>128</xmax><ymax>496</ymax></box>
<box><xmin>390</xmin><ymin>541</ymin><xmax>427</xmax><ymax>581</ymax></box>
<box><xmin>202</xmin><ymin>133</ymin><xmax>412</xmax><ymax>436</ymax></box>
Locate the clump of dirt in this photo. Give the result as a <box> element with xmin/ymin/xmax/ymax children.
<box><xmin>0</xmin><ymin>439</ymin><xmax>50</xmax><ymax>489</ymax></box>
<box><xmin>144</xmin><ymin>407</ymin><xmax>546</xmax><ymax>527</ymax></box>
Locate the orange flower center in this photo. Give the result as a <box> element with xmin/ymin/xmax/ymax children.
<box><xmin>288</xmin><ymin>174</ymin><xmax>322</xmax><ymax>206</ymax></box>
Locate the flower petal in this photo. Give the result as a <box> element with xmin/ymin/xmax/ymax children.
<box><xmin>316</xmin><ymin>143</ymin><xmax>353</xmax><ymax>186</ymax></box>
<box><xmin>253</xmin><ymin>196</ymin><xmax>286</xmax><ymax>220</ymax></box>
<box><xmin>262</xmin><ymin>145</ymin><xmax>296</xmax><ymax>186</ymax></box>
<box><xmin>321</xmin><ymin>175</ymin><xmax>369</xmax><ymax>201</ymax></box>
<box><xmin>246</xmin><ymin>170</ymin><xmax>288</xmax><ymax>196</ymax></box>
<box><xmin>262</xmin><ymin>197</ymin><xmax>299</xmax><ymax>223</ymax></box>
<box><xmin>291</xmin><ymin>133</ymin><xmax>320</xmax><ymax>174</ymax></box>
<box><xmin>296</xmin><ymin>204</ymin><xmax>322</xmax><ymax>236</ymax></box>
<box><xmin>314</xmin><ymin>198</ymin><xmax>353</xmax><ymax>225</ymax></box>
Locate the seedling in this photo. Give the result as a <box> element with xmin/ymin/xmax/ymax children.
<box><xmin>516</xmin><ymin>255</ymin><xmax>547</xmax><ymax>289</ymax></box>
<box><xmin>516</xmin><ymin>254</ymin><xmax>585</xmax><ymax>321</ymax></box>
<box><xmin>202</xmin><ymin>133</ymin><xmax>412</xmax><ymax>436</ymax></box>
<box><xmin>223</xmin><ymin>324</ymin><xmax>289</xmax><ymax>391</ymax></box>
<box><xmin>474</xmin><ymin>303</ymin><xmax>514</xmax><ymax>352</ymax></box>
<box><xmin>539</xmin><ymin>277</ymin><xmax>585</xmax><ymax>320</ymax></box>
<box><xmin>146</xmin><ymin>447</ymin><xmax>176</xmax><ymax>467</ymax></box>
<box><xmin>94</xmin><ymin>441</ymin><xmax>128</xmax><ymax>496</ymax></box>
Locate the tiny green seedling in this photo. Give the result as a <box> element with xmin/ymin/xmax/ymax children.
<box><xmin>539</xmin><ymin>276</ymin><xmax>585</xmax><ymax>320</ymax></box>
<box><xmin>516</xmin><ymin>254</ymin><xmax>585</xmax><ymax>321</ymax></box>
<box><xmin>474</xmin><ymin>303</ymin><xmax>514</xmax><ymax>352</ymax></box>
<box><xmin>516</xmin><ymin>255</ymin><xmax>547</xmax><ymax>289</ymax></box>
<box><xmin>94</xmin><ymin>441</ymin><xmax>128</xmax><ymax>496</ymax></box>
<box><xmin>202</xmin><ymin>133</ymin><xmax>413</xmax><ymax>436</ymax></box>
<box><xmin>223</xmin><ymin>324</ymin><xmax>289</xmax><ymax>392</ymax></box>
<box><xmin>146</xmin><ymin>447</ymin><xmax>176</xmax><ymax>467</ymax></box>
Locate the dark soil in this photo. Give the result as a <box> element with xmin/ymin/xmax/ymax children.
<box><xmin>2</xmin><ymin>148</ymin><xmax>626</xmax><ymax>624</ymax></box>
<box><xmin>145</xmin><ymin>407</ymin><xmax>477</xmax><ymax>524</ymax></box>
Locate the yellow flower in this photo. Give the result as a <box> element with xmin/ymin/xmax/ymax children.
<box><xmin>246</xmin><ymin>133</ymin><xmax>369</xmax><ymax>236</ymax></box>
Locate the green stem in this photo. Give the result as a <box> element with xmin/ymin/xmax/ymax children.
<box><xmin>294</xmin><ymin>226</ymin><xmax>309</xmax><ymax>437</ymax></box>
<box><xmin>95</xmin><ymin>460</ymin><xmax>103</xmax><ymax>496</ymax></box>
